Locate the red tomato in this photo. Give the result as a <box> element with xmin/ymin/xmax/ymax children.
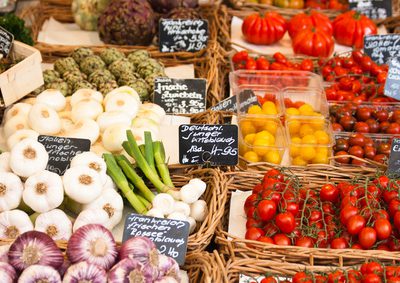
<box><xmin>292</xmin><ymin>28</ymin><xmax>334</xmax><ymax>58</ymax></box>
<box><xmin>346</xmin><ymin>214</ymin><xmax>366</xmax><ymax>235</ymax></box>
<box><xmin>261</xmin><ymin>277</ymin><xmax>277</xmax><ymax>283</ymax></box>
<box><xmin>332</xmin><ymin>11</ymin><xmax>378</xmax><ymax>49</ymax></box>
<box><xmin>330</xmin><ymin>237</ymin><xmax>349</xmax><ymax>249</ymax></box>
<box><xmin>394</xmin><ymin>211</ymin><xmax>400</xmax><ymax>230</ymax></box>
<box><xmin>300</xmin><ymin>59</ymin><xmax>314</xmax><ymax>72</ymax></box>
<box><xmin>273</xmin><ymin>52</ymin><xmax>288</xmax><ymax>64</ymax></box>
<box><xmin>273</xmin><ymin>233</ymin><xmax>292</xmax><ymax>246</ymax></box>
<box><xmin>275</xmin><ymin>212</ymin><xmax>296</xmax><ymax>233</ymax></box>
<box><xmin>292</xmin><ymin>272</ymin><xmax>313</xmax><ymax>283</ymax></box>
<box><xmin>320</xmin><ymin>184</ymin><xmax>339</xmax><ymax>203</ymax></box>
<box><xmin>340</xmin><ymin>205</ymin><xmax>358</xmax><ymax>225</ymax></box>
<box><xmin>242</xmin><ymin>12</ymin><xmax>287</xmax><ymax>45</ymax></box>
<box><xmin>232</xmin><ymin>51</ymin><xmax>249</xmax><ymax>64</ymax></box>
<box><xmin>374</xmin><ymin>218</ymin><xmax>392</xmax><ymax>240</ymax></box>
<box><xmin>245</xmin><ymin>58</ymin><xmax>257</xmax><ymax>70</ymax></box>
<box><xmin>359</xmin><ymin>227</ymin><xmax>377</xmax><ymax>249</ymax></box>
<box><xmin>288</xmin><ymin>10</ymin><xmax>333</xmax><ymax>38</ymax></box>
<box><xmin>295</xmin><ymin>236</ymin><xmax>315</xmax><ymax>248</ymax></box>
<box><xmin>389</xmin><ymin>199</ymin><xmax>400</xmax><ymax>216</ymax></box>
<box><xmin>354</xmin><ymin>122</ymin><xmax>370</xmax><ymax>133</ymax></box>
<box><xmin>256</xmin><ymin>56</ymin><xmax>270</xmax><ymax>70</ymax></box>
<box><xmin>349</xmin><ymin>145</ymin><xmax>364</xmax><ymax>158</ymax></box>
<box><xmin>328</xmin><ymin>270</ymin><xmax>346</xmax><ymax>283</ymax></box>
<box><xmin>388</xmin><ymin>278</ymin><xmax>400</xmax><ymax>283</ymax></box>
<box><xmin>245</xmin><ymin>227</ymin><xmax>264</xmax><ymax>241</ymax></box>
<box><xmin>362</xmin><ymin>274</ymin><xmax>382</xmax><ymax>283</ymax></box>
<box><xmin>361</xmin><ymin>262</ymin><xmax>383</xmax><ymax>276</ymax></box>
<box><xmin>257</xmin><ymin>200</ymin><xmax>277</xmax><ymax>221</ymax></box>
<box><xmin>258</xmin><ymin>236</ymin><xmax>274</xmax><ymax>244</ymax></box>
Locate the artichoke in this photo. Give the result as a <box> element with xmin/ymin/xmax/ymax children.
<box><xmin>72</xmin><ymin>80</ymin><xmax>95</xmax><ymax>92</ymax></box>
<box><xmin>98</xmin><ymin>0</ymin><xmax>156</xmax><ymax>46</ymax></box>
<box><xmin>72</xmin><ymin>0</ymin><xmax>111</xmax><ymax>31</ymax></box>
<box><xmin>98</xmin><ymin>80</ymin><xmax>118</xmax><ymax>95</ymax></box>
<box><xmin>149</xmin><ymin>0</ymin><xmax>198</xmax><ymax>13</ymax></box>
<box><xmin>99</xmin><ymin>48</ymin><xmax>125</xmax><ymax>65</ymax></box>
<box><xmin>63</xmin><ymin>69</ymin><xmax>86</xmax><ymax>86</ymax></box>
<box><xmin>145</xmin><ymin>72</ymin><xmax>166</xmax><ymax>93</ymax></box>
<box><xmin>127</xmin><ymin>50</ymin><xmax>150</xmax><ymax>68</ymax></box>
<box><xmin>80</xmin><ymin>55</ymin><xmax>106</xmax><ymax>75</ymax></box>
<box><xmin>54</xmin><ymin>57</ymin><xmax>80</xmax><ymax>76</ymax></box>
<box><xmin>108</xmin><ymin>58</ymin><xmax>135</xmax><ymax>79</ymax></box>
<box><xmin>71</xmin><ymin>47</ymin><xmax>94</xmax><ymax>64</ymax></box>
<box><xmin>45</xmin><ymin>79</ymin><xmax>70</xmax><ymax>96</ymax></box>
<box><xmin>88</xmin><ymin>69</ymin><xmax>115</xmax><ymax>86</ymax></box>
<box><xmin>43</xmin><ymin>70</ymin><xmax>61</xmax><ymax>84</ymax></box>
<box><xmin>125</xmin><ymin>78</ymin><xmax>150</xmax><ymax>101</ymax></box>
<box><xmin>118</xmin><ymin>71</ymin><xmax>140</xmax><ymax>85</ymax></box>
<box><xmin>136</xmin><ymin>58</ymin><xmax>165</xmax><ymax>78</ymax></box>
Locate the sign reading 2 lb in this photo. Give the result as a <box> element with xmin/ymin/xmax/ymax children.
<box><xmin>179</xmin><ymin>124</ymin><xmax>239</xmax><ymax>166</ymax></box>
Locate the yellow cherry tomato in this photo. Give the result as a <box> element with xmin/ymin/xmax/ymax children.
<box><xmin>292</xmin><ymin>156</ymin><xmax>307</xmax><ymax>166</ymax></box>
<box><xmin>253</xmin><ymin>139</ymin><xmax>272</xmax><ymax>156</ymax></box>
<box><xmin>290</xmin><ymin>137</ymin><xmax>302</xmax><ymax>157</ymax></box>
<box><xmin>314</xmin><ymin>130</ymin><xmax>330</xmax><ymax>145</ymax></box>
<box><xmin>316</xmin><ymin>146</ymin><xmax>329</xmax><ymax>156</ymax></box>
<box><xmin>288</xmin><ymin>119</ymin><xmax>301</xmax><ymax>135</ymax></box>
<box><xmin>262</xmin><ymin>101</ymin><xmax>278</xmax><ymax>115</ymax></box>
<box><xmin>240</xmin><ymin>120</ymin><xmax>256</xmax><ymax>136</ymax></box>
<box><xmin>264</xmin><ymin>150</ymin><xmax>281</xmax><ymax>164</ymax></box>
<box><xmin>247</xmin><ymin>105</ymin><xmax>263</xmax><ymax>114</ymax></box>
<box><xmin>244</xmin><ymin>133</ymin><xmax>256</xmax><ymax>144</ymax></box>
<box><xmin>286</xmin><ymin>107</ymin><xmax>300</xmax><ymax>116</ymax></box>
<box><xmin>309</xmin><ymin>119</ymin><xmax>325</xmax><ymax>130</ymax></box>
<box><xmin>244</xmin><ymin>151</ymin><xmax>259</xmax><ymax>162</ymax></box>
<box><xmin>298</xmin><ymin>103</ymin><xmax>314</xmax><ymax>115</ymax></box>
<box><xmin>300</xmin><ymin>146</ymin><xmax>316</xmax><ymax>161</ymax></box>
<box><xmin>312</xmin><ymin>151</ymin><xmax>329</xmax><ymax>164</ymax></box>
<box><xmin>302</xmin><ymin>134</ymin><xmax>317</xmax><ymax>145</ymax></box>
<box><xmin>263</xmin><ymin>120</ymin><xmax>278</xmax><ymax>135</ymax></box>
<box><xmin>299</xmin><ymin>124</ymin><xmax>314</xmax><ymax>138</ymax></box>
<box><xmin>255</xmin><ymin>131</ymin><xmax>275</xmax><ymax>145</ymax></box>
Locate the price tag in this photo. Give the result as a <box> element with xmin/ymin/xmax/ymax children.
<box><xmin>387</xmin><ymin>137</ymin><xmax>400</xmax><ymax>176</ymax></box>
<box><xmin>210</xmin><ymin>90</ymin><xmax>260</xmax><ymax>113</ymax></box>
<box><xmin>37</xmin><ymin>135</ymin><xmax>91</xmax><ymax>175</ymax></box>
<box><xmin>349</xmin><ymin>0</ymin><xmax>391</xmax><ymax>19</ymax></box>
<box><xmin>364</xmin><ymin>34</ymin><xmax>400</xmax><ymax>65</ymax></box>
<box><xmin>384</xmin><ymin>57</ymin><xmax>400</xmax><ymax>100</ymax></box>
<box><xmin>159</xmin><ymin>19</ymin><xmax>208</xmax><ymax>53</ymax></box>
<box><xmin>179</xmin><ymin>124</ymin><xmax>238</xmax><ymax>166</ymax></box>
<box><xmin>0</xmin><ymin>26</ymin><xmax>14</xmax><ymax>58</ymax></box>
<box><xmin>153</xmin><ymin>77</ymin><xmax>206</xmax><ymax>114</ymax></box>
<box><xmin>122</xmin><ymin>213</ymin><xmax>190</xmax><ymax>266</ymax></box>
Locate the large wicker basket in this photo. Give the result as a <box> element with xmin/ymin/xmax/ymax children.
<box><xmin>215</xmin><ymin>169</ymin><xmax>400</xmax><ymax>268</ymax></box>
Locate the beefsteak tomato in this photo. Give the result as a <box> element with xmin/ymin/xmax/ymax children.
<box><xmin>292</xmin><ymin>28</ymin><xmax>334</xmax><ymax>57</ymax></box>
<box><xmin>288</xmin><ymin>10</ymin><xmax>333</xmax><ymax>38</ymax></box>
<box><xmin>242</xmin><ymin>12</ymin><xmax>287</xmax><ymax>45</ymax></box>
<box><xmin>332</xmin><ymin>11</ymin><xmax>377</xmax><ymax>49</ymax></box>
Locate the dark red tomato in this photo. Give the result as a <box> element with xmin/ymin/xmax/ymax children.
<box><xmin>245</xmin><ymin>227</ymin><xmax>264</xmax><ymax>241</ymax></box>
<box><xmin>385</xmin><ymin>266</ymin><xmax>400</xmax><ymax>278</ymax></box>
<box><xmin>335</xmin><ymin>151</ymin><xmax>351</xmax><ymax>164</ymax></box>
<box><xmin>354</xmin><ymin>122</ymin><xmax>370</xmax><ymax>133</ymax></box>
<box><xmin>364</xmin><ymin>145</ymin><xmax>376</xmax><ymax>159</ymax></box>
<box><xmin>273</xmin><ymin>233</ymin><xmax>291</xmax><ymax>246</ymax></box>
<box><xmin>334</xmin><ymin>138</ymin><xmax>350</xmax><ymax>151</ymax></box>
<box><xmin>295</xmin><ymin>236</ymin><xmax>314</xmax><ymax>248</ymax></box>
<box><xmin>359</xmin><ymin>227</ymin><xmax>377</xmax><ymax>249</ymax></box>
<box><xmin>388</xmin><ymin>238</ymin><xmax>400</xmax><ymax>251</ymax></box>
<box><xmin>244</xmin><ymin>194</ymin><xmax>258</xmax><ymax>214</ymax></box>
<box><xmin>349</xmin><ymin>133</ymin><xmax>366</xmax><ymax>146</ymax></box>
<box><xmin>328</xmin><ymin>270</ymin><xmax>346</xmax><ymax>283</ymax></box>
<box><xmin>347</xmin><ymin>269</ymin><xmax>362</xmax><ymax>282</ymax></box>
<box><xmin>340</xmin><ymin>116</ymin><xmax>357</xmax><ymax>131</ymax></box>
<box><xmin>352</xmin><ymin>159</ymin><xmax>367</xmax><ymax>166</ymax></box>
<box><xmin>386</xmin><ymin>123</ymin><xmax>400</xmax><ymax>135</ymax></box>
<box><xmin>252</xmin><ymin>184</ymin><xmax>264</xmax><ymax>195</ymax></box>
<box><xmin>261</xmin><ymin>277</ymin><xmax>277</xmax><ymax>283</ymax></box>
<box><xmin>263</xmin><ymin>222</ymin><xmax>279</xmax><ymax>236</ymax></box>
<box><xmin>356</xmin><ymin>107</ymin><xmax>372</xmax><ymax>121</ymax></box>
<box><xmin>349</xmin><ymin>145</ymin><xmax>364</xmax><ymax>158</ymax></box>
<box><xmin>346</xmin><ymin>214</ymin><xmax>366</xmax><ymax>235</ymax></box>
<box><xmin>275</xmin><ymin>212</ymin><xmax>296</xmax><ymax>233</ymax></box>
<box><xmin>374</xmin><ymin>218</ymin><xmax>392</xmax><ymax>240</ymax></box>
<box><xmin>377</xmin><ymin>244</ymin><xmax>390</xmax><ymax>251</ymax></box>
<box><xmin>377</xmin><ymin>143</ymin><xmax>391</xmax><ymax>155</ymax></box>
<box><xmin>379</xmin><ymin>121</ymin><xmax>391</xmax><ymax>133</ymax></box>
<box><xmin>362</xmin><ymin>274</ymin><xmax>382</xmax><ymax>283</ymax></box>
<box><xmin>320</xmin><ymin>184</ymin><xmax>339</xmax><ymax>203</ymax></box>
<box><xmin>366</xmin><ymin>119</ymin><xmax>380</xmax><ymax>133</ymax></box>
<box><xmin>246</xmin><ymin>218</ymin><xmax>262</xmax><ymax>229</ymax></box>
<box><xmin>340</xmin><ymin>205</ymin><xmax>359</xmax><ymax>225</ymax></box>
<box><xmin>330</xmin><ymin>237</ymin><xmax>349</xmax><ymax>249</ymax></box>
<box><xmin>374</xmin><ymin>110</ymin><xmax>389</xmax><ymax>122</ymax></box>
<box><xmin>332</xmin><ymin>122</ymin><xmax>344</xmax><ymax>131</ymax></box>
<box><xmin>258</xmin><ymin>236</ymin><xmax>274</xmax><ymax>244</ymax></box>
<box><xmin>257</xmin><ymin>200</ymin><xmax>277</xmax><ymax>221</ymax></box>
<box><xmin>394</xmin><ymin>211</ymin><xmax>400</xmax><ymax>230</ymax></box>
<box><xmin>262</xmin><ymin>178</ymin><xmax>279</xmax><ymax>190</ymax></box>
<box><xmin>256</xmin><ymin>57</ymin><xmax>270</xmax><ymax>70</ymax></box>
<box><xmin>351</xmin><ymin>243</ymin><xmax>363</xmax><ymax>249</ymax></box>
<box><xmin>364</xmin><ymin>137</ymin><xmax>374</xmax><ymax>147</ymax></box>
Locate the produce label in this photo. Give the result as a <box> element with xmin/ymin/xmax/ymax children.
<box><xmin>179</xmin><ymin>124</ymin><xmax>238</xmax><ymax>166</ymax></box>
<box><xmin>159</xmin><ymin>19</ymin><xmax>208</xmax><ymax>53</ymax></box>
<box><xmin>384</xmin><ymin>57</ymin><xmax>400</xmax><ymax>100</ymax></box>
<box><xmin>363</xmin><ymin>34</ymin><xmax>400</xmax><ymax>65</ymax></box>
<box><xmin>37</xmin><ymin>135</ymin><xmax>91</xmax><ymax>175</ymax></box>
<box><xmin>0</xmin><ymin>26</ymin><xmax>13</xmax><ymax>57</ymax></box>
<box><xmin>349</xmin><ymin>0</ymin><xmax>392</xmax><ymax>19</ymax></box>
<box><xmin>210</xmin><ymin>90</ymin><xmax>260</xmax><ymax>113</ymax></box>
<box><xmin>122</xmin><ymin>213</ymin><xmax>189</xmax><ymax>266</ymax></box>
<box><xmin>153</xmin><ymin>77</ymin><xmax>206</xmax><ymax>114</ymax></box>
<box><xmin>387</xmin><ymin>137</ymin><xmax>400</xmax><ymax>176</ymax></box>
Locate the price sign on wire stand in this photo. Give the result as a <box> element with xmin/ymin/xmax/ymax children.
<box><xmin>384</xmin><ymin>57</ymin><xmax>400</xmax><ymax>100</ymax></box>
<box><xmin>210</xmin><ymin>89</ymin><xmax>260</xmax><ymax>113</ymax></box>
<box><xmin>387</xmin><ymin>137</ymin><xmax>400</xmax><ymax>176</ymax></box>
<box><xmin>363</xmin><ymin>34</ymin><xmax>400</xmax><ymax>65</ymax></box>
<box><xmin>122</xmin><ymin>213</ymin><xmax>190</xmax><ymax>266</ymax></box>
<box><xmin>349</xmin><ymin>0</ymin><xmax>392</xmax><ymax>19</ymax></box>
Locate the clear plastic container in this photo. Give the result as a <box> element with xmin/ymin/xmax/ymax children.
<box><xmin>283</xmin><ymin>87</ymin><xmax>329</xmax><ymax>119</ymax></box>
<box><xmin>285</xmin><ymin>118</ymin><xmax>334</xmax><ymax>166</ymax></box>
<box><xmin>238</xmin><ymin>116</ymin><xmax>286</xmax><ymax>165</ymax></box>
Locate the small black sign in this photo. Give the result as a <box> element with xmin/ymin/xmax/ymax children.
<box><xmin>122</xmin><ymin>213</ymin><xmax>190</xmax><ymax>266</ymax></box>
<box><xmin>37</xmin><ymin>135</ymin><xmax>91</xmax><ymax>175</ymax></box>
<box><xmin>179</xmin><ymin>124</ymin><xmax>238</xmax><ymax>166</ymax></box>
<box><xmin>159</xmin><ymin>19</ymin><xmax>209</xmax><ymax>53</ymax></box>
<box><xmin>384</xmin><ymin>57</ymin><xmax>400</xmax><ymax>100</ymax></box>
<box><xmin>210</xmin><ymin>90</ymin><xmax>260</xmax><ymax>113</ymax></box>
<box><xmin>0</xmin><ymin>26</ymin><xmax>13</xmax><ymax>57</ymax></box>
<box><xmin>153</xmin><ymin>77</ymin><xmax>206</xmax><ymax>114</ymax></box>
<box><xmin>387</xmin><ymin>138</ymin><xmax>400</xmax><ymax>176</ymax></box>
<box><xmin>364</xmin><ymin>34</ymin><xmax>400</xmax><ymax>65</ymax></box>
<box><xmin>349</xmin><ymin>0</ymin><xmax>392</xmax><ymax>19</ymax></box>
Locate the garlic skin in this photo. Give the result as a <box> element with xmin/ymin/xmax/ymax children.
<box><xmin>0</xmin><ymin>152</ymin><xmax>11</xmax><ymax>172</ymax></box>
<box><xmin>23</xmin><ymin>170</ymin><xmax>64</xmax><ymax>213</ymax></box>
<box><xmin>157</xmin><ymin>254</ymin><xmax>181</xmax><ymax>281</ymax></box>
<box><xmin>8</xmin><ymin>230</ymin><xmax>64</xmax><ymax>272</ymax></box>
<box><xmin>155</xmin><ymin>276</ymin><xmax>179</xmax><ymax>283</ymax></box>
<box><xmin>105</xmin><ymin>92</ymin><xmax>140</xmax><ymax>119</ymax></box>
<box><xmin>62</xmin><ymin>261</ymin><xmax>107</xmax><ymax>283</ymax></box>
<box><xmin>180</xmin><ymin>183</ymin><xmax>202</xmax><ymax>204</ymax></box>
<box><xmin>152</xmin><ymin>194</ymin><xmax>175</xmax><ymax>216</ymax></box>
<box><xmin>0</xmin><ymin>172</ymin><xmax>23</xmax><ymax>212</ymax></box>
<box><xmin>167</xmin><ymin>212</ymin><xmax>187</xmax><ymax>222</ymax></box>
<box><xmin>0</xmin><ymin>128</ymin><xmax>7</xmax><ymax>152</ymax></box>
<box><xmin>67</xmin><ymin>224</ymin><xmax>117</xmax><ymax>270</ymax></box>
<box><xmin>146</xmin><ymin>208</ymin><xmax>164</xmax><ymax>218</ymax></box>
<box><xmin>71</xmin><ymin>89</ymin><xmax>103</xmax><ymax>107</ymax></box>
<box><xmin>73</xmin><ymin>209</ymin><xmax>112</xmax><ymax>232</ymax></box>
<box><xmin>190</xmin><ymin>200</ymin><xmax>208</xmax><ymax>222</ymax></box>
<box><xmin>187</xmin><ymin>217</ymin><xmax>197</xmax><ymax>234</ymax></box>
<box><xmin>0</xmin><ymin>262</ymin><xmax>16</xmax><ymax>283</ymax></box>
<box><xmin>35</xmin><ymin>209</ymin><xmax>72</xmax><ymax>241</ymax></box>
<box><xmin>6</xmin><ymin>129</ymin><xmax>39</xmax><ymax>151</ymax></box>
<box><xmin>4</xmin><ymin>115</ymin><xmax>29</xmax><ymax>138</ymax></box>
<box><xmin>63</xmin><ymin>166</ymin><xmax>103</xmax><ymax>204</ymax></box>
<box><xmin>96</xmin><ymin>111</ymin><xmax>131</xmax><ymax>132</ymax></box>
<box><xmin>65</xmin><ymin>119</ymin><xmax>100</xmax><ymax>145</ymax></box>
<box><xmin>36</xmin><ymin>89</ymin><xmax>66</xmax><ymax>111</ymax></box>
<box><xmin>173</xmin><ymin>201</ymin><xmax>191</xmax><ymax>217</ymax></box>
<box><xmin>18</xmin><ymin>265</ymin><xmax>61</xmax><ymax>283</ymax></box>
<box><xmin>102</xmin><ymin>123</ymin><xmax>131</xmax><ymax>152</ymax></box>
<box><xmin>108</xmin><ymin>258</ymin><xmax>155</xmax><ymax>283</ymax></box>
<box><xmin>10</xmin><ymin>138</ymin><xmax>49</xmax><ymax>178</ymax></box>
<box><xmin>28</xmin><ymin>103</ymin><xmax>61</xmax><ymax>135</ymax></box>
<box><xmin>4</xmin><ymin>103</ymin><xmax>32</xmax><ymax>123</ymax></box>
<box><xmin>70</xmin><ymin>152</ymin><xmax>107</xmax><ymax>185</ymax></box>
<box><xmin>71</xmin><ymin>99</ymin><xmax>103</xmax><ymax>123</ymax></box>
<box><xmin>0</xmin><ymin>210</ymin><xmax>33</xmax><ymax>239</ymax></box>
<box><xmin>0</xmin><ymin>244</ymin><xmax>10</xmax><ymax>262</ymax></box>
<box><xmin>83</xmin><ymin>189</ymin><xmax>124</xmax><ymax>229</ymax></box>
<box><xmin>119</xmin><ymin>236</ymin><xmax>157</xmax><ymax>264</ymax></box>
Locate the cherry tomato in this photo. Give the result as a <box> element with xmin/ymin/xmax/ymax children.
<box><xmin>346</xmin><ymin>214</ymin><xmax>366</xmax><ymax>235</ymax></box>
<box><xmin>245</xmin><ymin>58</ymin><xmax>257</xmax><ymax>70</ymax></box>
<box><xmin>340</xmin><ymin>205</ymin><xmax>358</xmax><ymax>225</ymax></box>
<box><xmin>320</xmin><ymin>184</ymin><xmax>339</xmax><ymax>203</ymax></box>
<box><xmin>256</xmin><ymin>56</ymin><xmax>270</xmax><ymax>70</ymax></box>
<box><xmin>349</xmin><ymin>145</ymin><xmax>364</xmax><ymax>158</ymax></box>
<box><xmin>292</xmin><ymin>272</ymin><xmax>312</xmax><ymax>283</ymax></box>
<box><xmin>394</xmin><ymin>211</ymin><xmax>400</xmax><ymax>230</ymax></box>
<box><xmin>356</xmin><ymin>107</ymin><xmax>373</xmax><ymax>121</ymax></box>
<box><xmin>257</xmin><ymin>200</ymin><xmax>277</xmax><ymax>221</ymax></box>
<box><xmin>364</xmin><ymin>145</ymin><xmax>376</xmax><ymax>159</ymax></box>
<box><xmin>335</xmin><ymin>151</ymin><xmax>351</xmax><ymax>164</ymax></box>
<box><xmin>374</xmin><ymin>110</ymin><xmax>389</xmax><ymax>122</ymax></box>
<box><xmin>366</xmin><ymin>119</ymin><xmax>380</xmax><ymax>133</ymax></box>
<box><xmin>330</xmin><ymin>237</ymin><xmax>349</xmax><ymax>249</ymax></box>
<box><xmin>300</xmin><ymin>59</ymin><xmax>314</xmax><ymax>72</ymax></box>
<box><xmin>374</xmin><ymin>218</ymin><xmax>392</xmax><ymax>240</ymax></box>
<box><xmin>275</xmin><ymin>212</ymin><xmax>296</xmax><ymax>233</ymax></box>
<box><xmin>273</xmin><ymin>52</ymin><xmax>288</xmax><ymax>64</ymax></box>
<box><xmin>358</xmin><ymin>227</ymin><xmax>377</xmax><ymax>249</ymax></box>
<box><xmin>354</xmin><ymin>122</ymin><xmax>370</xmax><ymax>133</ymax></box>
<box><xmin>362</xmin><ymin>274</ymin><xmax>382</xmax><ymax>283</ymax></box>
<box><xmin>332</xmin><ymin>123</ymin><xmax>344</xmax><ymax>131</ymax></box>
<box><xmin>386</xmin><ymin>123</ymin><xmax>400</xmax><ymax>135</ymax></box>
<box><xmin>340</xmin><ymin>116</ymin><xmax>357</xmax><ymax>131</ymax></box>
<box><xmin>273</xmin><ymin>233</ymin><xmax>291</xmax><ymax>246</ymax></box>
<box><xmin>349</xmin><ymin>133</ymin><xmax>366</xmax><ymax>146</ymax></box>
<box><xmin>232</xmin><ymin>51</ymin><xmax>249</xmax><ymax>63</ymax></box>
<box><xmin>261</xmin><ymin>277</ymin><xmax>277</xmax><ymax>283</ymax></box>
<box><xmin>258</xmin><ymin>236</ymin><xmax>274</xmax><ymax>244</ymax></box>
<box><xmin>245</xmin><ymin>227</ymin><xmax>264</xmax><ymax>241</ymax></box>
<box><xmin>295</xmin><ymin>236</ymin><xmax>314</xmax><ymax>248</ymax></box>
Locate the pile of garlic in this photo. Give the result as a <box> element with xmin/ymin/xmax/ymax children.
<box><xmin>0</xmin><ymin>87</ymin><xmax>166</xmax><ymax>155</ymax></box>
<box><xmin>0</xmin><ymin>143</ymin><xmax>123</xmax><ymax>241</ymax></box>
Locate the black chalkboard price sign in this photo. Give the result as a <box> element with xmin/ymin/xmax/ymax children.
<box><xmin>364</xmin><ymin>34</ymin><xmax>400</xmax><ymax>65</ymax></box>
<box><xmin>349</xmin><ymin>0</ymin><xmax>391</xmax><ymax>19</ymax></box>
<box><xmin>0</xmin><ymin>26</ymin><xmax>13</xmax><ymax>58</ymax></box>
<box><xmin>37</xmin><ymin>135</ymin><xmax>91</xmax><ymax>175</ymax></box>
<box><xmin>159</xmin><ymin>19</ymin><xmax>208</xmax><ymax>53</ymax></box>
<box><xmin>210</xmin><ymin>90</ymin><xmax>260</xmax><ymax>113</ymax></box>
<box><xmin>179</xmin><ymin>124</ymin><xmax>238</xmax><ymax>166</ymax></box>
<box><xmin>387</xmin><ymin>138</ymin><xmax>400</xmax><ymax>176</ymax></box>
<box><xmin>122</xmin><ymin>213</ymin><xmax>190</xmax><ymax>266</ymax></box>
<box><xmin>153</xmin><ymin>77</ymin><xmax>206</xmax><ymax>114</ymax></box>
<box><xmin>384</xmin><ymin>57</ymin><xmax>400</xmax><ymax>100</ymax></box>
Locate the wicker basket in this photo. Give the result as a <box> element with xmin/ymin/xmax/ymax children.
<box><xmin>215</xmin><ymin>169</ymin><xmax>400</xmax><ymax>268</ymax></box>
